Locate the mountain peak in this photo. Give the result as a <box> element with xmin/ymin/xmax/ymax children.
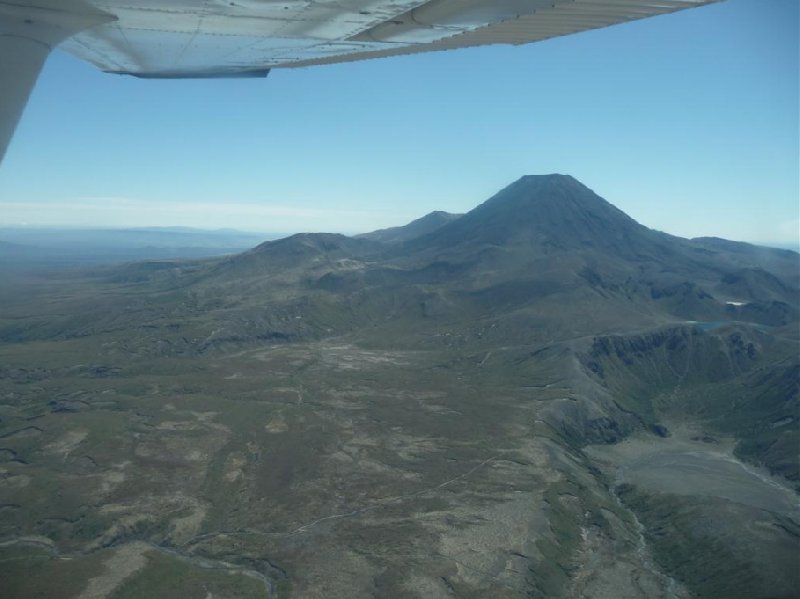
<box><xmin>517</xmin><ymin>173</ymin><xmax>580</xmax><ymax>184</ymax></box>
<box><xmin>491</xmin><ymin>173</ymin><xmax>598</xmax><ymax>206</ymax></box>
<box><xmin>407</xmin><ymin>174</ymin><xmax>663</xmax><ymax>259</ymax></box>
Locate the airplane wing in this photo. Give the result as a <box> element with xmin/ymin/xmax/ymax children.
<box><xmin>61</xmin><ymin>0</ymin><xmax>719</xmax><ymax>77</ymax></box>
<box><xmin>1</xmin><ymin>0</ymin><xmax>719</xmax><ymax>161</ymax></box>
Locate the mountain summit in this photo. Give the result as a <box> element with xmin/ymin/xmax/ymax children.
<box><xmin>409</xmin><ymin>174</ymin><xmax>664</xmax><ymax>259</ymax></box>
<box><xmin>400</xmin><ymin>174</ymin><xmax>678</xmax><ymax>276</ymax></box>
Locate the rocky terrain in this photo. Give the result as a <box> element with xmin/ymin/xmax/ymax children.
<box><xmin>0</xmin><ymin>175</ymin><xmax>797</xmax><ymax>598</ymax></box>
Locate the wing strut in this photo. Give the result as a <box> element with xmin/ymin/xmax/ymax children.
<box><xmin>0</xmin><ymin>1</ymin><xmax>113</xmax><ymax>163</ymax></box>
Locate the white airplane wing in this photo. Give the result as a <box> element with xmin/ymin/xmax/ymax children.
<box><xmin>62</xmin><ymin>0</ymin><xmax>719</xmax><ymax>76</ymax></box>
<box><xmin>0</xmin><ymin>0</ymin><xmax>719</xmax><ymax>161</ymax></box>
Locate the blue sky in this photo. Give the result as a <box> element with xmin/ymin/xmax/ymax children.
<box><xmin>0</xmin><ymin>0</ymin><xmax>797</xmax><ymax>245</ymax></box>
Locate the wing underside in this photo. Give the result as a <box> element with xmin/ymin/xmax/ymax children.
<box><xmin>60</xmin><ymin>0</ymin><xmax>718</xmax><ymax>78</ymax></box>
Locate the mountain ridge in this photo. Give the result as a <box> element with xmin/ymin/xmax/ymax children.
<box><xmin>357</xmin><ymin>210</ymin><xmax>463</xmax><ymax>244</ymax></box>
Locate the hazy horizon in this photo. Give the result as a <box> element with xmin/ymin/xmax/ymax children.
<box><xmin>1</xmin><ymin>199</ymin><xmax>798</xmax><ymax>252</ymax></box>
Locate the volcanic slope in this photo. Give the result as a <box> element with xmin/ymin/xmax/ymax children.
<box><xmin>0</xmin><ymin>175</ymin><xmax>797</xmax><ymax>598</ymax></box>
<box><xmin>356</xmin><ymin>210</ymin><xmax>463</xmax><ymax>244</ymax></box>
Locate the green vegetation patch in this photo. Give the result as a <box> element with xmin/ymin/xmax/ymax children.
<box><xmin>616</xmin><ymin>484</ymin><xmax>794</xmax><ymax>599</ymax></box>
<box><xmin>0</xmin><ymin>547</ymin><xmax>106</xmax><ymax>599</ymax></box>
<box><xmin>110</xmin><ymin>550</ymin><xmax>265</xmax><ymax>599</ymax></box>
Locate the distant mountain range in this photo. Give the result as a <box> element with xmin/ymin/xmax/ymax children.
<box><xmin>0</xmin><ymin>226</ymin><xmax>277</xmax><ymax>267</ymax></box>
<box><xmin>8</xmin><ymin>173</ymin><xmax>796</xmax><ymax>348</ymax></box>
<box><xmin>0</xmin><ymin>226</ymin><xmax>273</xmax><ymax>249</ymax></box>
<box><xmin>223</xmin><ymin>175</ymin><xmax>797</xmax><ymax>336</ymax></box>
